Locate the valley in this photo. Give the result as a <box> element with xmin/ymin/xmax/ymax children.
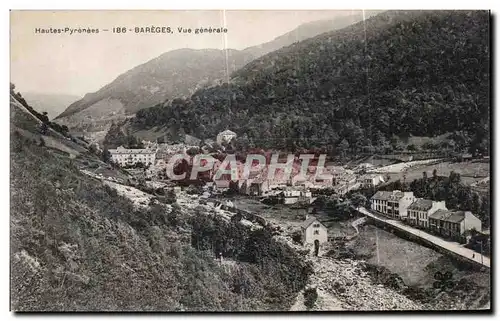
<box><xmin>10</xmin><ymin>9</ymin><xmax>491</xmax><ymax>313</ymax></box>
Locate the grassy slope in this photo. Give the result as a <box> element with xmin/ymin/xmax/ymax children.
<box><xmin>10</xmin><ymin>92</ymin><xmax>248</xmax><ymax>311</ymax></box>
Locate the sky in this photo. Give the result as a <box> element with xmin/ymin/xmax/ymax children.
<box><xmin>10</xmin><ymin>10</ymin><xmax>365</xmax><ymax>97</ymax></box>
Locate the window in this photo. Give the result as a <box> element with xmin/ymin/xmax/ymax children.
<box><xmin>313</xmin><ymin>223</ymin><xmax>320</xmax><ymax>228</ymax></box>
<box><xmin>314</xmin><ymin>230</ymin><xmax>319</xmax><ymax>235</ymax></box>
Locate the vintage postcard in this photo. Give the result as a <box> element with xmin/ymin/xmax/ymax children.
<box><xmin>10</xmin><ymin>9</ymin><xmax>491</xmax><ymax>312</ymax></box>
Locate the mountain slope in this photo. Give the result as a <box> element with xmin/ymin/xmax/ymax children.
<box><xmin>54</xmin><ymin>12</ymin><xmax>378</xmax><ymax>132</ymax></box>
<box><xmin>129</xmin><ymin>10</ymin><xmax>490</xmax><ymax>156</ymax></box>
<box><xmin>11</xmin><ymin>89</ymin><xmax>314</xmax><ymax>311</ymax></box>
<box><xmin>22</xmin><ymin>92</ymin><xmax>80</xmax><ymax>120</ymax></box>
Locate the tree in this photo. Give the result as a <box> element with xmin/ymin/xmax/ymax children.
<box><xmin>449</xmin><ymin>171</ymin><xmax>461</xmax><ymax>185</ymax></box>
<box><xmin>337</xmin><ymin>139</ymin><xmax>350</xmax><ymax>158</ymax></box>
<box><xmin>61</xmin><ymin>125</ymin><xmax>69</xmax><ymax>135</ymax></box>
<box><xmin>88</xmin><ymin>143</ymin><xmax>97</xmax><ymax>154</ymax></box>
<box><xmin>101</xmin><ymin>148</ymin><xmax>112</xmax><ymax>163</ymax></box>
<box><xmin>407</xmin><ymin>144</ymin><xmax>418</xmax><ymax>151</ymax></box>
<box><xmin>350</xmin><ymin>193</ymin><xmax>367</xmax><ymax>211</ymax></box>
<box><xmin>165</xmin><ymin>188</ymin><xmax>177</xmax><ymax>204</ymax></box>
<box><xmin>390</xmin><ymin>135</ymin><xmax>404</xmax><ymax>151</ymax></box>
<box><xmin>304</xmin><ymin>287</ymin><xmax>318</xmax><ymax>310</ymax></box>
<box><xmin>167</xmin><ymin>203</ymin><xmax>181</xmax><ymax>227</ymax></box>
<box><xmin>41</xmin><ymin>111</ymin><xmax>49</xmax><ymax>123</ymax></box>
<box><xmin>39</xmin><ymin>122</ymin><xmax>48</xmax><ymax>135</ymax></box>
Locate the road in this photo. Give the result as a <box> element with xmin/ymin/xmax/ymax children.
<box><xmin>355</xmin><ymin>207</ymin><xmax>490</xmax><ymax>269</ymax></box>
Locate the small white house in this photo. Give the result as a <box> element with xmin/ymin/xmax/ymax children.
<box><xmin>358</xmin><ymin>174</ymin><xmax>385</xmax><ymax>188</ymax></box>
<box><xmin>301</xmin><ymin>216</ymin><xmax>328</xmax><ymax>245</ymax></box>
<box><xmin>216</xmin><ymin>130</ymin><xmax>237</xmax><ymax>145</ymax></box>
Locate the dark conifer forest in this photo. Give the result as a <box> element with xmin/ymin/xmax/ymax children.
<box><xmin>131</xmin><ymin>11</ymin><xmax>489</xmax><ymax>156</ymax></box>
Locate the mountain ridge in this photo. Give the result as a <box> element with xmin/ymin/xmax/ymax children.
<box><xmin>22</xmin><ymin>92</ymin><xmax>81</xmax><ymax>120</ymax></box>
<box><xmin>128</xmin><ymin>10</ymin><xmax>490</xmax><ymax>156</ymax></box>
<box><xmin>54</xmin><ymin>12</ymin><xmax>379</xmax><ymax>129</ymax></box>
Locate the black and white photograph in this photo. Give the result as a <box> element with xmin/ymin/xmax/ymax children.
<box><xmin>9</xmin><ymin>7</ymin><xmax>492</xmax><ymax>313</ymax></box>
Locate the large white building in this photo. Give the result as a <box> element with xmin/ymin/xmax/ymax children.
<box><xmin>370</xmin><ymin>190</ymin><xmax>416</xmax><ymax>220</ymax></box>
<box><xmin>282</xmin><ymin>188</ymin><xmax>313</xmax><ymax>205</ymax></box>
<box><xmin>109</xmin><ymin>146</ymin><xmax>157</xmax><ymax>167</ymax></box>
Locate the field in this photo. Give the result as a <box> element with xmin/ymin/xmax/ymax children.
<box><xmin>348</xmin><ymin>224</ymin><xmax>491</xmax><ymax>298</ymax></box>
<box><xmin>385</xmin><ymin>160</ymin><xmax>490</xmax><ymax>185</ymax></box>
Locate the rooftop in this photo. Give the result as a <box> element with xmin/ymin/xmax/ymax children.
<box><xmin>371</xmin><ymin>190</ymin><xmax>405</xmax><ymax>201</ymax></box>
<box><xmin>429</xmin><ymin>210</ymin><xmax>474</xmax><ymax>223</ymax></box>
<box><xmin>300</xmin><ymin>216</ymin><xmax>325</xmax><ymax>229</ymax></box>
<box><xmin>109</xmin><ymin>146</ymin><xmax>157</xmax><ymax>155</ymax></box>
<box><xmin>408</xmin><ymin>198</ymin><xmax>434</xmax><ymax>211</ymax></box>
<box><xmin>218</xmin><ymin>129</ymin><xmax>237</xmax><ymax>136</ymax></box>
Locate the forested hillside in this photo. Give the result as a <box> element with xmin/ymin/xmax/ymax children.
<box><xmin>55</xmin><ymin>12</ymin><xmax>374</xmax><ymax>129</ymax></box>
<box><xmin>131</xmin><ymin>10</ymin><xmax>489</xmax><ymax>156</ymax></box>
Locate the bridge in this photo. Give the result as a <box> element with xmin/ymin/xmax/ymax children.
<box><xmin>354</xmin><ymin>206</ymin><xmax>490</xmax><ymax>270</ymax></box>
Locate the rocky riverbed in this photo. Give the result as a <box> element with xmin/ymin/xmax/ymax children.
<box><xmin>343</xmin><ymin>223</ymin><xmax>491</xmax><ymax>310</ymax></box>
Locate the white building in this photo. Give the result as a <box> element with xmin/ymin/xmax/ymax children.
<box><xmin>216</xmin><ymin>130</ymin><xmax>237</xmax><ymax>145</ymax></box>
<box><xmin>370</xmin><ymin>190</ymin><xmax>416</xmax><ymax>220</ymax></box>
<box><xmin>407</xmin><ymin>199</ymin><xmax>448</xmax><ymax>228</ymax></box>
<box><xmin>109</xmin><ymin>146</ymin><xmax>157</xmax><ymax>167</ymax></box>
<box><xmin>358</xmin><ymin>174</ymin><xmax>385</xmax><ymax>188</ymax></box>
<box><xmin>282</xmin><ymin>188</ymin><xmax>312</xmax><ymax>205</ymax></box>
<box><xmin>429</xmin><ymin>210</ymin><xmax>482</xmax><ymax>240</ymax></box>
<box><xmin>301</xmin><ymin>216</ymin><xmax>328</xmax><ymax>245</ymax></box>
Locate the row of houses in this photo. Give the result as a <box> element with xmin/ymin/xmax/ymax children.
<box><xmin>370</xmin><ymin>190</ymin><xmax>482</xmax><ymax>241</ymax></box>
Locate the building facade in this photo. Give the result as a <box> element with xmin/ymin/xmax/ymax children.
<box><xmin>358</xmin><ymin>174</ymin><xmax>385</xmax><ymax>188</ymax></box>
<box><xmin>429</xmin><ymin>210</ymin><xmax>482</xmax><ymax>240</ymax></box>
<box><xmin>407</xmin><ymin>199</ymin><xmax>448</xmax><ymax>228</ymax></box>
<box><xmin>282</xmin><ymin>189</ymin><xmax>313</xmax><ymax>205</ymax></box>
<box><xmin>109</xmin><ymin>146</ymin><xmax>157</xmax><ymax>167</ymax></box>
<box><xmin>370</xmin><ymin>190</ymin><xmax>416</xmax><ymax>220</ymax></box>
<box><xmin>301</xmin><ymin>217</ymin><xmax>328</xmax><ymax>245</ymax></box>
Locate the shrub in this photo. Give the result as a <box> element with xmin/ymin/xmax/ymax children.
<box><xmin>303</xmin><ymin>287</ymin><xmax>318</xmax><ymax>310</ymax></box>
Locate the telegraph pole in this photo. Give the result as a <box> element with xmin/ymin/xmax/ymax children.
<box><xmin>480</xmin><ymin>240</ymin><xmax>484</xmax><ymax>265</ymax></box>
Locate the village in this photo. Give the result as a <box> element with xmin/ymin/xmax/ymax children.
<box><xmin>79</xmin><ymin>130</ymin><xmax>491</xmax><ymax>310</ymax></box>
<box><xmin>93</xmin><ymin>129</ymin><xmax>490</xmax><ymax>263</ymax></box>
